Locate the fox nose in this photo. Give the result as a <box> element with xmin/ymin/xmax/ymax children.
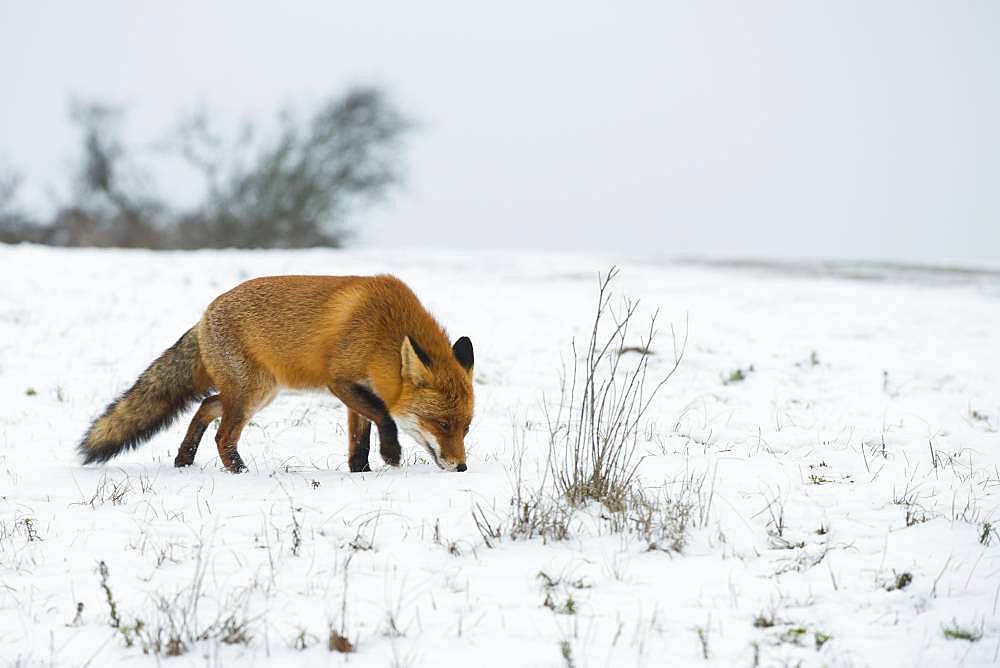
<box><xmin>456</xmin><ymin>463</ymin><xmax>467</xmax><ymax>472</ymax></box>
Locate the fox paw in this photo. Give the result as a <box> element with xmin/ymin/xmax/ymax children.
<box><xmin>221</xmin><ymin>451</ymin><xmax>247</xmax><ymax>474</ymax></box>
<box><xmin>349</xmin><ymin>458</ymin><xmax>372</xmax><ymax>473</ymax></box>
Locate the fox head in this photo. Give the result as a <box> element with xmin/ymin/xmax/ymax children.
<box><xmin>391</xmin><ymin>335</ymin><xmax>474</xmax><ymax>472</ymax></box>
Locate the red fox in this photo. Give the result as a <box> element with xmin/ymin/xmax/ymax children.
<box><xmin>78</xmin><ymin>275</ymin><xmax>475</xmax><ymax>473</ymax></box>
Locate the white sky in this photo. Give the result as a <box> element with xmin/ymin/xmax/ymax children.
<box><xmin>1</xmin><ymin>1</ymin><xmax>998</xmax><ymax>266</ymax></box>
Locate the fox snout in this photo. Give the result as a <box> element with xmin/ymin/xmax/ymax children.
<box><xmin>423</xmin><ymin>438</ymin><xmax>468</xmax><ymax>473</ymax></box>
<box><xmin>392</xmin><ymin>415</ymin><xmax>468</xmax><ymax>472</ymax></box>
<box><xmin>439</xmin><ymin>456</ymin><xmax>468</xmax><ymax>473</ymax></box>
<box><xmin>423</xmin><ymin>442</ymin><xmax>468</xmax><ymax>472</ymax></box>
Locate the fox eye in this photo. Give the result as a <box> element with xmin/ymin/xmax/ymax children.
<box><xmin>463</xmin><ymin>424</ymin><xmax>470</xmax><ymax>435</ymax></box>
<box><xmin>438</xmin><ymin>420</ymin><xmax>450</xmax><ymax>432</ymax></box>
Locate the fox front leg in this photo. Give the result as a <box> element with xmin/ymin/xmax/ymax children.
<box><xmin>376</xmin><ymin>419</ymin><xmax>401</xmax><ymax>467</ymax></box>
<box><xmin>330</xmin><ymin>381</ymin><xmax>401</xmax><ymax>472</ymax></box>
<box><xmin>347</xmin><ymin>410</ymin><xmax>373</xmax><ymax>472</ymax></box>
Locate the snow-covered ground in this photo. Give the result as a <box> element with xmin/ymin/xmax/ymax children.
<box><xmin>1</xmin><ymin>245</ymin><xmax>998</xmax><ymax>667</ymax></box>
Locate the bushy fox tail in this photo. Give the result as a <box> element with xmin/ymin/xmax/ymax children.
<box><xmin>79</xmin><ymin>327</ymin><xmax>212</xmax><ymax>464</ymax></box>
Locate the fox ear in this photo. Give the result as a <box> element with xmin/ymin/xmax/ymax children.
<box><xmin>452</xmin><ymin>336</ymin><xmax>474</xmax><ymax>372</ymax></box>
<box><xmin>401</xmin><ymin>336</ymin><xmax>432</xmax><ymax>386</ymax></box>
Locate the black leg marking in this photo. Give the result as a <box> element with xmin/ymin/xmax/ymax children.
<box><xmin>349</xmin><ymin>452</ymin><xmax>372</xmax><ymax>473</ymax></box>
<box><xmin>351</xmin><ymin>384</ymin><xmax>388</xmax><ymax>414</ymax></box>
<box><xmin>378</xmin><ymin>418</ymin><xmax>401</xmax><ymax>466</ymax></box>
<box><xmin>331</xmin><ymin>382</ymin><xmax>403</xmax><ymax>471</ymax></box>
<box><xmin>348</xmin><ymin>384</ymin><xmax>402</xmax><ymax>464</ymax></box>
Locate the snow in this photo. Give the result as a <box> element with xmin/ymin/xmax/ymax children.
<box><xmin>0</xmin><ymin>244</ymin><xmax>998</xmax><ymax>667</ymax></box>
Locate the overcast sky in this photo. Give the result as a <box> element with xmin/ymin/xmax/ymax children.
<box><xmin>1</xmin><ymin>2</ymin><xmax>998</xmax><ymax>266</ymax></box>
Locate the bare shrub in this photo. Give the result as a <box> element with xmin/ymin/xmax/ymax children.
<box><xmin>507</xmin><ymin>426</ymin><xmax>571</xmax><ymax>543</ymax></box>
<box><xmin>101</xmin><ymin>543</ymin><xmax>258</xmax><ymax>656</ymax></box>
<box><xmin>546</xmin><ymin>267</ymin><xmax>686</xmax><ymax>510</ymax></box>
<box><xmin>611</xmin><ymin>469</ymin><xmax>714</xmax><ymax>553</ymax></box>
<box><xmin>171</xmin><ymin>87</ymin><xmax>410</xmax><ymax>249</ymax></box>
<box><xmin>0</xmin><ymin>165</ymin><xmax>18</xmax><ymax>217</ymax></box>
<box><xmin>478</xmin><ymin>269</ymin><xmax>697</xmax><ymax>552</ymax></box>
<box><xmin>0</xmin><ymin>515</ymin><xmax>45</xmax><ymax>572</ymax></box>
<box><xmin>49</xmin><ymin>102</ymin><xmax>165</xmax><ymax>249</ymax></box>
<box><xmin>0</xmin><ymin>88</ymin><xmax>411</xmax><ymax>249</ymax></box>
<box><xmin>0</xmin><ymin>165</ymin><xmax>37</xmax><ymax>244</ymax></box>
<box><xmin>74</xmin><ymin>473</ymin><xmax>134</xmax><ymax>508</ymax></box>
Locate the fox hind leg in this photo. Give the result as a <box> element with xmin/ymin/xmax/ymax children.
<box><xmin>174</xmin><ymin>395</ymin><xmax>222</xmax><ymax>467</ymax></box>
<box><xmin>215</xmin><ymin>410</ymin><xmax>249</xmax><ymax>473</ymax></box>
<box><xmin>213</xmin><ymin>381</ymin><xmax>277</xmax><ymax>474</ymax></box>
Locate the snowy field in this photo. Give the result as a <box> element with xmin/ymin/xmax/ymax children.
<box><xmin>1</xmin><ymin>245</ymin><xmax>999</xmax><ymax>667</ymax></box>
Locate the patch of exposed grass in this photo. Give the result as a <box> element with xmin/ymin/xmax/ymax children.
<box><xmin>543</xmin><ymin>591</ymin><xmax>576</xmax><ymax>615</ymax></box>
<box><xmin>814</xmin><ymin>631</ymin><xmax>832</xmax><ymax>649</ymax></box>
<box><xmin>905</xmin><ymin>506</ymin><xmax>929</xmax><ymax>527</ymax></box>
<box><xmin>885</xmin><ymin>571</ymin><xmax>913</xmax><ymax>592</ymax></box>
<box><xmin>538</xmin><ymin>571</ymin><xmax>579</xmax><ymax>615</ymax></box>
<box><xmin>778</xmin><ymin>626</ymin><xmax>808</xmax><ymax>645</ymax></box>
<box><xmin>722</xmin><ymin>365</ymin><xmax>754</xmax><ymax>385</ymax></box>
<box><xmin>560</xmin><ymin>640</ymin><xmax>575</xmax><ymax>668</ymax></box>
<box><xmin>795</xmin><ymin>350</ymin><xmax>820</xmax><ymax>368</ymax></box>
<box><xmin>942</xmin><ymin>619</ymin><xmax>983</xmax><ymax>642</ymax></box>
<box><xmin>291</xmin><ymin>628</ymin><xmax>319</xmax><ymax>650</ymax></box>
<box><xmin>980</xmin><ymin>520</ymin><xmax>996</xmax><ymax>546</ymax></box>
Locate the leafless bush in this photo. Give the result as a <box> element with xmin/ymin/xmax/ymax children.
<box><xmin>477</xmin><ymin>270</ymin><xmax>698</xmax><ymax>552</ymax></box>
<box><xmin>546</xmin><ymin>267</ymin><xmax>686</xmax><ymax>510</ymax></box>
<box><xmin>609</xmin><ymin>469</ymin><xmax>714</xmax><ymax>553</ymax></box>
<box><xmin>135</xmin><ymin>582</ymin><xmax>256</xmax><ymax>656</ymax></box>
<box><xmin>472</xmin><ymin>422</ymin><xmax>572</xmax><ymax>546</ymax></box>
<box><xmin>508</xmin><ymin>486</ymin><xmax>573</xmax><ymax>544</ymax></box>
<box><xmin>0</xmin><ymin>88</ymin><xmax>411</xmax><ymax>249</ymax></box>
<box><xmin>172</xmin><ymin>87</ymin><xmax>410</xmax><ymax>249</ymax></box>
<box><xmin>46</xmin><ymin>102</ymin><xmax>166</xmax><ymax>249</ymax></box>
<box><xmin>74</xmin><ymin>472</ymin><xmax>137</xmax><ymax>508</ymax></box>
<box><xmin>99</xmin><ymin>543</ymin><xmax>258</xmax><ymax>656</ymax></box>
<box><xmin>507</xmin><ymin>426</ymin><xmax>572</xmax><ymax>543</ymax></box>
<box><xmin>0</xmin><ymin>165</ymin><xmax>18</xmax><ymax>214</ymax></box>
<box><xmin>0</xmin><ymin>515</ymin><xmax>44</xmax><ymax>572</ymax></box>
<box><xmin>0</xmin><ymin>164</ymin><xmax>42</xmax><ymax>245</ymax></box>
<box><xmin>0</xmin><ymin>516</ymin><xmax>42</xmax><ymax>546</ymax></box>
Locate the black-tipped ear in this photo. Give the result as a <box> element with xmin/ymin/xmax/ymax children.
<box><xmin>452</xmin><ymin>336</ymin><xmax>474</xmax><ymax>371</ymax></box>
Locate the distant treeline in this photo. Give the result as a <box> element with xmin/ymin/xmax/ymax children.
<box><xmin>0</xmin><ymin>87</ymin><xmax>410</xmax><ymax>249</ymax></box>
